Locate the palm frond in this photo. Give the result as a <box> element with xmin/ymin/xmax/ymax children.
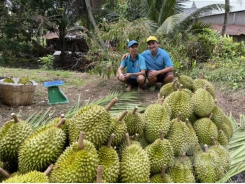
<box><xmin>156</xmin><ymin>14</ymin><xmax>182</xmax><ymax>34</ymax></box>
<box><xmin>219</xmin><ymin>114</ymin><xmax>245</xmax><ymax>182</ymax></box>
<box><xmin>178</xmin><ymin>4</ymin><xmax>229</xmax><ymax>31</ymax></box>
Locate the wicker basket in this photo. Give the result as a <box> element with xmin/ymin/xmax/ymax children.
<box><xmin>0</xmin><ymin>79</ymin><xmax>38</xmax><ymax>107</ymax></box>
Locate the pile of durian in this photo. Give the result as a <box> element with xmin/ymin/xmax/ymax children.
<box><xmin>0</xmin><ymin>73</ymin><xmax>233</xmax><ymax>183</ymax></box>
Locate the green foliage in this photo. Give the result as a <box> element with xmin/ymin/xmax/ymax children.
<box><xmin>38</xmin><ymin>55</ymin><xmax>54</xmax><ymax>70</ymax></box>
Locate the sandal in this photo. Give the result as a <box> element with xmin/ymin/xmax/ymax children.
<box><xmin>149</xmin><ymin>85</ymin><xmax>156</xmax><ymax>91</ymax></box>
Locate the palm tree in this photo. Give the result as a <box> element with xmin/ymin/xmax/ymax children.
<box><xmin>222</xmin><ymin>0</ymin><xmax>230</xmax><ymax>36</ymax></box>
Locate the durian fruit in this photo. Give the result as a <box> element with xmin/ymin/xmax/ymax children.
<box><xmin>110</xmin><ymin>111</ymin><xmax>128</xmax><ymax>147</ymax></box>
<box><xmin>150</xmin><ymin>164</ymin><xmax>173</xmax><ymax>183</ymax></box>
<box><xmin>223</xmin><ymin>115</ymin><xmax>234</xmax><ymax>139</ymax></box>
<box><xmin>18</xmin><ymin>76</ymin><xmax>31</xmax><ymax>85</ymax></box>
<box><xmin>193</xmin><ymin>73</ymin><xmax>216</xmax><ymax>98</ymax></box>
<box><xmin>209</xmin><ymin>137</ymin><xmax>231</xmax><ymax>171</ymax></box>
<box><xmin>0</xmin><ymin>113</ymin><xmax>33</xmax><ymax>171</ymax></box>
<box><xmin>144</xmin><ymin>94</ymin><xmax>171</xmax><ymax>143</ymax></box>
<box><xmin>167</xmin><ymin>113</ymin><xmax>192</xmax><ymax>156</ymax></box>
<box><xmin>95</xmin><ymin>165</ymin><xmax>107</xmax><ymax>183</ymax></box>
<box><xmin>18</xmin><ymin>118</ymin><xmax>66</xmax><ymax>174</ymax></box>
<box><xmin>68</xmin><ymin>97</ymin><xmax>118</xmax><ymax>147</ymax></box>
<box><xmin>168</xmin><ymin>153</ymin><xmax>195</xmax><ymax>183</ymax></box>
<box><xmin>98</xmin><ymin>134</ymin><xmax>120</xmax><ymax>183</ymax></box>
<box><xmin>175</xmin><ymin>72</ymin><xmax>193</xmax><ymax>91</ymax></box>
<box><xmin>191</xmin><ymin>85</ymin><xmax>215</xmax><ymax>117</ymax></box>
<box><xmin>2</xmin><ymin>164</ymin><xmax>53</xmax><ymax>183</ymax></box>
<box><xmin>194</xmin><ymin>144</ymin><xmax>224</xmax><ymax>183</ymax></box>
<box><xmin>165</xmin><ymin>84</ymin><xmax>193</xmax><ymax>121</ymax></box>
<box><xmin>159</xmin><ymin>80</ymin><xmax>177</xmax><ymax>98</ymax></box>
<box><xmin>193</xmin><ymin>113</ymin><xmax>218</xmax><ymax>146</ymax></box>
<box><xmin>120</xmin><ymin>133</ymin><xmax>150</xmax><ymax>183</ymax></box>
<box><xmin>117</xmin><ymin>138</ymin><xmax>141</xmax><ymax>161</ymax></box>
<box><xmin>218</xmin><ymin>129</ymin><xmax>229</xmax><ymax>146</ymax></box>
<box><xmin>185</xmin><ymin>119</ymin><xmax>202</xmax><ymax>156</ymax></box>
<box><xmin>2</xmin><ymin>77</ymin><xmax>14</xmax><ymax>83</ymax></box>
<box><xmin>124</xmin><ymin>106</ymin><xmax>145</xmax><ymax>136</ymax></box>
<box><xmin>145</xmin><ymin>130</ymin><xmax>174</xmax><ymax>174</ymax></box>
<box><xmin>50</xmin><ymin>132</ymin><xmax>99</xmax><ymax>183</ymax></box>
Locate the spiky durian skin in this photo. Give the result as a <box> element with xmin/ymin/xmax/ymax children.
<box><xmin>150</xmin><ymin>173</ymin><xmax>173</xmax><ymax>183</ymax></box>
<box><xmin>18</xmin><ymin>76</ymin><xmax>31</xmax><ymax>85</ymax></box>
<box><xmin>193</xmin><ymin>78</ymin><xmax>216</xmax><ymax>98</ymax></box>
<box><xmin>193</xmin><ymin>118</ymin><xmax>218</xmax><ymax>146</ymax></box>
<box><xmin>135</xmin><ymin>131</ymin><xmax>149</xmax><ymax>148</ymax></box>
<box><xmin>98</xmin><ymin>146</ymin><xmax>120</xmax><ymax>183</ymax></box>
<box><xmin>209</xmin><ymin>144</ymin><xmax>231</xmax><ymax>171</ymax></box>
<box><xmin>0</xmin><ymin>120</ymin><xmax>33</xmax><ymax>163</ymax></box>
<box><xmin>159</xmin><ymin>82</ymin><xmax>176</xmax><ymax>98</ymax></box>
<box><xmin>18</xmin><ymin>126</ymin><xmax>66</xmax><ymax>174</ymax></box>
<box><xmin>167</xmin><ymin>120</ymin><xmax>191</xmax><ymax>156</ymax></box>
<box><xmin>168</xmin><ymin>156</ymin><xmax>195</xmax><ymax>183</ymax></box>
<box><xmin>194</xmin><ymin>152</ymin><xmax>222</xmax><ymax>182</ymax></box>
<box><xmin>218</xmin><ymin>130</ymin><xmax>229</xmax><ymax>146</ymax></box>
<box><xmin>223</xmin><ymin>115</ymin><xmax>234</xmax><ymax>139</ymax></box>
<box><xmin>117</xmin><ymin>140</ymin><xmax>141</xmax><ymax>160</ymax></box>
<box><xmin>191</xmin><ymin>88</ymin><xmax>215</xmax><ymax>117</ymax></box>
<box><xmin>68</xmin><ymin>104</ymin><xmax>112</xmax><ymax>147</ymax></box>
<box><xmin>3</xmin><ymin>171</ymin><xmax>48</xmax><ymax>183</ymax></box>
<box><xmin>177</xmin><ymin>75</ymin><xmax>194</xmax><ymax>90</ymax></box>
<box><xmin>3</xmin><ymin>78</ymin><xmax>14</xmax><ymax>83</ymax></box>
<box><xmin>186</xmin><ymin>122</ymin><xmax>202</xmax><ymax>155</ymax></box>
<box><xmin>50</xmin><ymin>140</ymin><xmax>99</xmax><ymax>183</ymax></box>
<box><xmin>145</xmin><ymin>138</ymin><xmax>174</xmax><ymax>174</ymax></box>
<box><xmin>165</xmin><ymin>90</ymin><xmax>193</xmax><ymax>121</ymax></box>
<box><xmin>144</xmin><ymin>104</ymin><xmax>171</xmax><ymax>143</ymax></box>
<box><xmin>120</xmin><ymin>144</ymin><xmax>150</xmax><ymax>183</ymax></box>
<box><xmin>124</xmin><ymin>112</ymin><xmax>144</xmax><ymax>136</ymax></box>
<box><xmin>110</xmin><ymin>117</ymin><xmax>127</xmax><ymax>147</ymax></box>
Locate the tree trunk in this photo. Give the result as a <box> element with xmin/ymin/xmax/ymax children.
<box><xmin>84</xmin><ymin>0</ymin><xmax>107</xmax><ymax>50</ymax></box>
<box><xmin>222</xmin><ymin>0</ymin><xmax>229</xmax><ymax>36</ymax></box>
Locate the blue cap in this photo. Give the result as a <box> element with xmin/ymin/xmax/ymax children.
<box><xmin>127</xmin><ymin>40</ymin><xmax>138</xmax><ymax>47</ymax></box>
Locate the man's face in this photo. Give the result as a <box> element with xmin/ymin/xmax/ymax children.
<box><xmin>128</xmin><ymin>44</ymin><xmax>138</xmax><ymax>55</ymax></box>
<box><xmin>147</xmin><ymin>41</ymin><xmax>158</xmax><ymax>52</ymax></box>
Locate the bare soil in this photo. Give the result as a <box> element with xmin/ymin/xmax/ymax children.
<box><xmin>0</xmin><ymin>73</ymin><xmax>244</xmax><ymax>126</ymax></box>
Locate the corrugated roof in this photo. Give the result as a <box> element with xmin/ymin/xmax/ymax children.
<box><xmin>211</xmin><ymin>24</ymin><xmax>245</xmax><ymax>35</ymax></box>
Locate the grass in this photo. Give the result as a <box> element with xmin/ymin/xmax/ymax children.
<box><xmin>0</xmin><ymin>67</ymin><xmax>94</xmax><ymax>88</ymax></box>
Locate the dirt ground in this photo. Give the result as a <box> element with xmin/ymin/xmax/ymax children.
<box><xmin>0</xmin><ymin>74</ymin><xmax>245</xmax><ymax>126</ymax></box>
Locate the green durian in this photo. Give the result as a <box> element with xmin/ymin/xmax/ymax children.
<box><xmin>2</xmin><ymin>77</ymin><xmax>14</xmax><ymax>83</ymax></box>
<box><xmin>18</xmin><ymin>76</ymin><xmax>31</xmax><ymax>85</ymax></box>
<box><xmin>175</xmin><ymin>72</ymin><xmax>194</xmax><ymax>91</ymax></box>
<box><xmin>150</xmin><ymin>164</ymin><xmax>173</xmax><ymax>183</ymax></box>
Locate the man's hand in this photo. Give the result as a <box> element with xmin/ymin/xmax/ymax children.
<box><xmin>119</xmin><ymin>74</ymin><xmax>126</xmax><ymax>81</ymax></box>
<box><xmin>121</xmin><ymin>53</ymin><xmax>129</xmax><ymax>60</ymax></box>
<box><xmin>124</xmin><ymin>73</ymin><xmax>132</xmax><ymax>79</ymax></box>
<box><xmin>148</xmin><ymin>70</ymin><xmax>159</xmax><ymax>78</ymax></box>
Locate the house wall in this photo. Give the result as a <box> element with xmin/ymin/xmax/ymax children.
<box><xmin>198</xmin><ymin>11</ymin><xmax>245</xmax><ymax>25</ymax></box>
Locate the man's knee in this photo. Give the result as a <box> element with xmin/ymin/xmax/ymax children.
<box><xmin>137</xmin><ymin>75</ymin><xmax>145</xmax><ymax>84</ymax></box>
<box><xmin>164</xmin><ymin>74</ymin><xmax>174</xmax><ymax>84</ymax></box>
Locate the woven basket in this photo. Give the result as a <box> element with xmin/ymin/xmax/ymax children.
<box><xmin>0</xmin><ymin>79</ymin><xmax>38</xmax><ymax>107</ymax></box>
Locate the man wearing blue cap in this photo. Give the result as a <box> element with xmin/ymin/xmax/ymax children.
<box><xmin>117</xmin><ymin>40</ymin><xmax>146</xmax><ymax>92</ymax></box>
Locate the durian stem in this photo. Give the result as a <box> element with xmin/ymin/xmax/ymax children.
<box><xmin>209</xmin><ymin>113</ymin><xmax>213</xmax><ymax>119</ymax></box>
<box><xmin>96</xmin><ymin>165</ymin><xmax>103</xmax><ymax>183</ymax></box>
<box><xmin>125</xmin><ymin>133</ymin><xmax>130</xmax><ymax>146</ymax></box>
<box><xmin>78</xmin><ymin>132</ymin><xmax>86</xmax><ymax>150</ymax></box>
<box><xmin>204</xmin><ymin>84</ymin><xmax>207</xmax><ymax>90</ymax></box>
<box><xmin>44</xmin><ymin>164</ymin><xmax>54</xmax><ymax>175</ymax></box>
<box><xmin>56</xmin><ymin>118</ymin><xmax>66</xmax><ymax>128</ymax></box>
<box><xmin>172</xmin><ymin>78</ymin><xmax>178</xmax><ymax>87</ymax></box>
<box><xmin>11</xmin><ymin>113</ymin><xmax>19</xmax><ymax>123</ymax></box>
<box><xmin>159</xmin><ymin>129</ymin><xmax>164</xmax><ymax>140</ymax></box>
<box><xmin>211</xmin><ymin>137</ymin><xmax>217</xmax><ymax>145</ymax></box>
<box><xmin>199</xmin><ymin>72</ymin><xmax>203</xmax><ymax>79</ymax></box>
<box><xmin>107</xmin><ymin>134</ymin><xmax>115</xmax><ymax>148</ymax></box>
<box><xmin>0</xmin><ymin>168</ymin><xmax>11</xmax><ymax>178</ymax></box>
<box><xmin>61</xmin><ymin>114</ymin><xmax>65</xmax><ymax>118</ymax></box>
<box><xmin>118</xmin><ymin>111</ymin><xmax>128</xmax><ymax>121</ymax></box>
<box><xmin>180</xmin><ymin>152</ymin><xmax>186</xmax><ymax>163</ymax></box>
<box><xmin>132</xmin><ymin>106</ymin><xmax>138</xmax><ymax>115</ymax></box>
<box><xmin>178</xmin><ymin>84</ymin><xmax>183</xmax><ymax>91</ymax></box>
<box><xmin>185</xmin><ymin>118</ymin><xmax>189</xmax><ymax>125</ymax></box>
<box><xmin>175</xmin><ymin>72</ymin><xmax>181</xmax><ymax>79</ymax></box>
<box><xmin>105</xmin><ymin>97</ymin><xmax>118</xmax><ymax>111</ymax></box>
<box><xmin>161</xmin><ymin>164</ymin><xmax>167</xmax><ymax>179</ymax></box>
<box><xmin>157</xmin><ymin>93</ymin><xmax>163</xmax><ymax>105</ymax></box>
<box><xmin>204</xmin><ymin>144</ymin><xmax>209</xmax><ymax>152</ymax></box>
<box><xmin>177</xmin><ymin>112</ymin><xmax>182</xmax><ymax>122</ymax></box>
